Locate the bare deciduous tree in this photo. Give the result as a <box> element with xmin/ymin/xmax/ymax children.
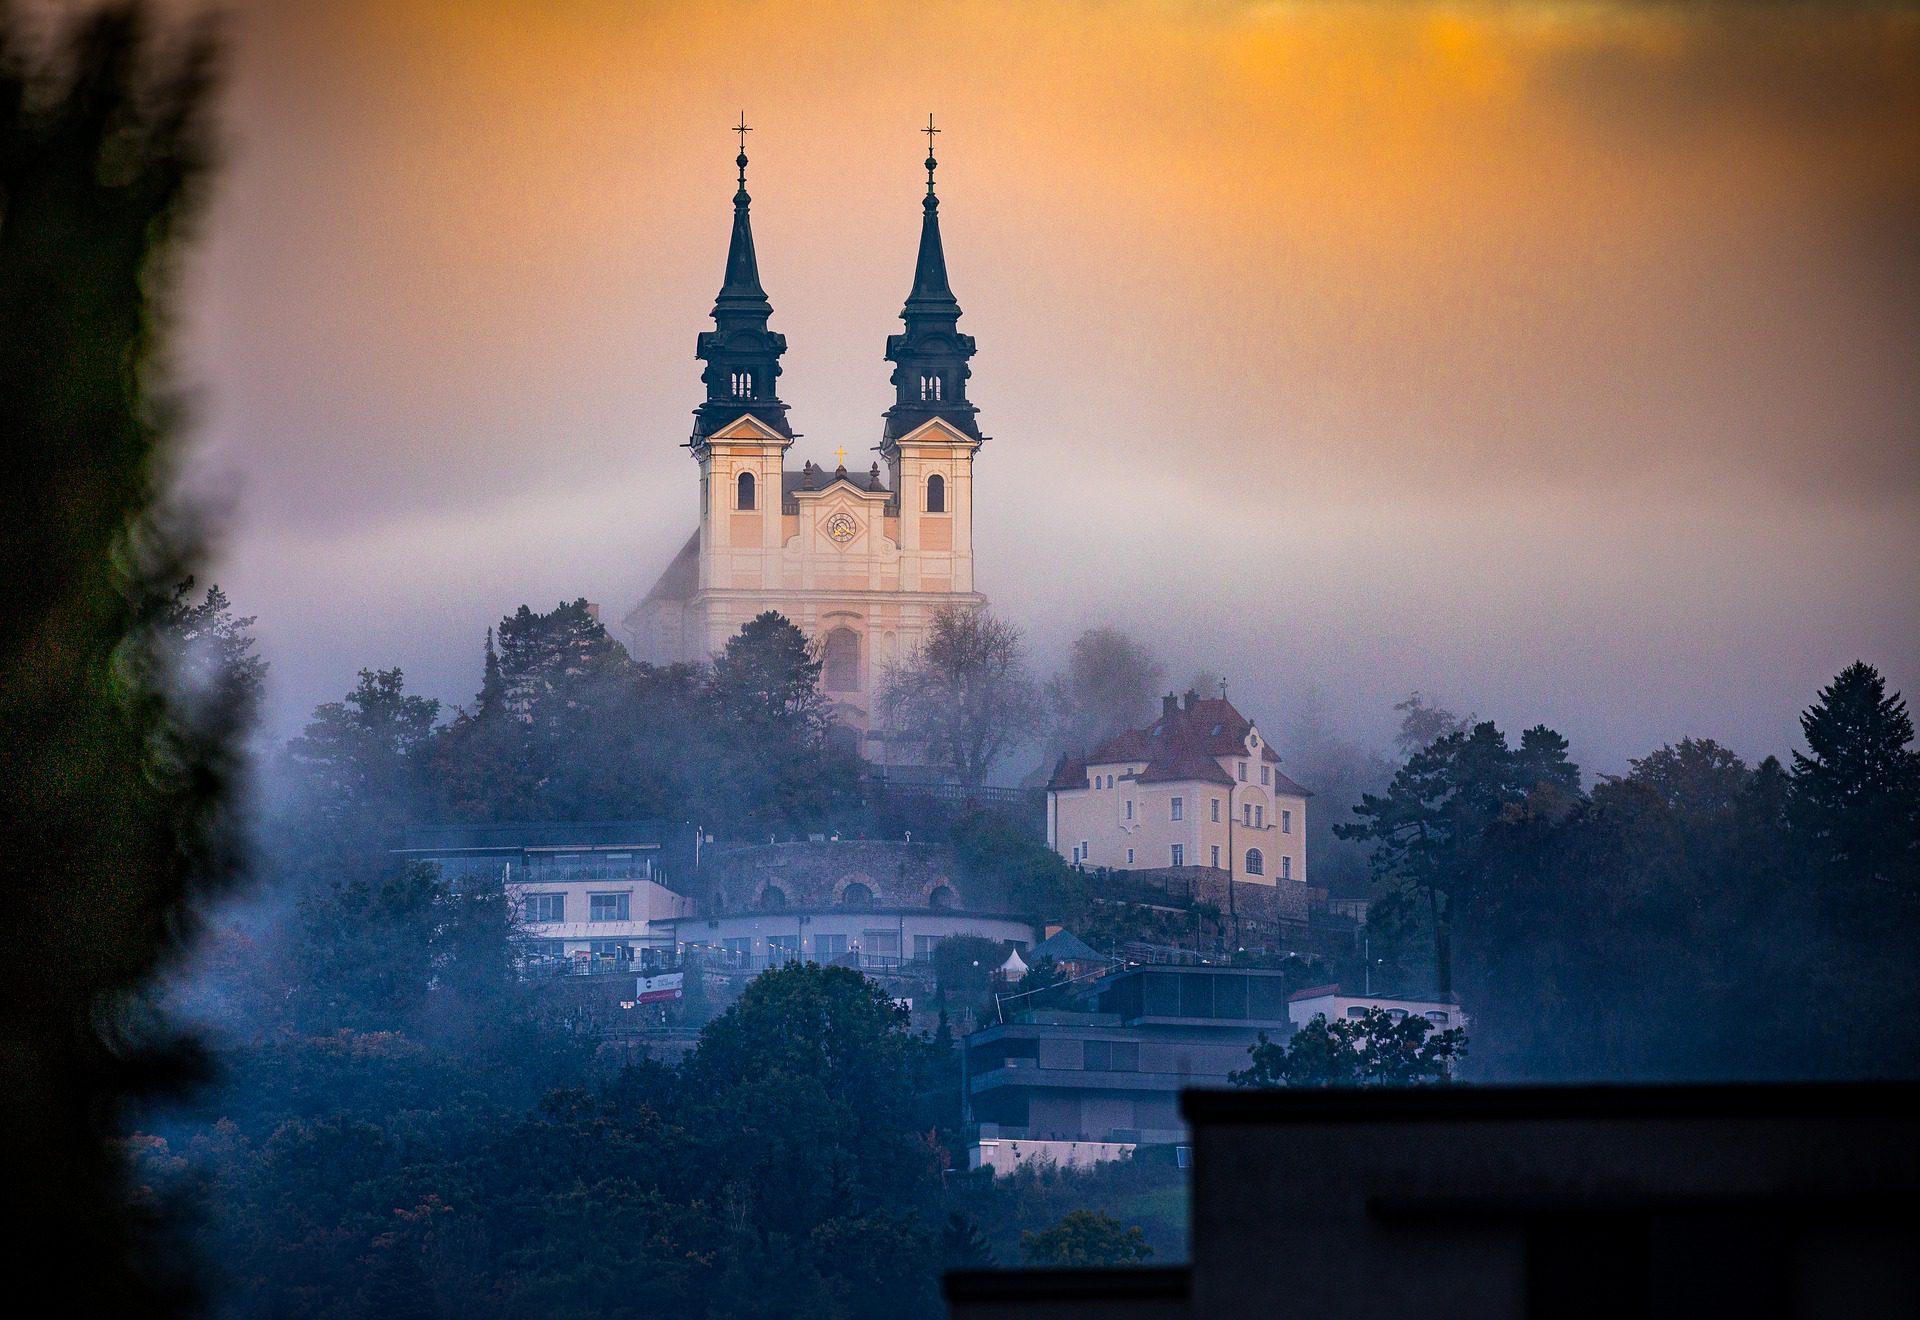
<box><xmin>1044</xmin><ymin>626</ymin><xmax>1165</xmax><ymax>757</ymax></box>
<box><xmin>883</xmin><ymin>606</ymin><xmax>1041</xmax><ymax>792</ymax></box>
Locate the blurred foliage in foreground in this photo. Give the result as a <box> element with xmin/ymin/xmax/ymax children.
<box><xmin>1</xmin><ymin>2</ymin><xmax>234</xmax><ymax>1310</ymax></box>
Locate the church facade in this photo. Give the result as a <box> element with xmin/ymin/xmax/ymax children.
<box><xmin>625</xmin><ymin>130</ymin><xmax>987</xmax><ymax>763</ymax></box>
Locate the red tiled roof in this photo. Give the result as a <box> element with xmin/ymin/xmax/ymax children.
<box><xmin>1048</xmin><ymin>694</ymin><xmax>1313</xmax><ymax>794</ymax></box>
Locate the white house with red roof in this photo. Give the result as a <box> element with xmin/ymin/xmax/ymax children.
<box><xmin>1046</xmin><ymin>691</ymin><xmax>1311</xmax><ymax>886</ymax></box>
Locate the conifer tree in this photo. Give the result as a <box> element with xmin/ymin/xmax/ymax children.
<box><xmin>1790</xmin><ymin>662</ymin><xmax>1920</xmax><ymax>885</ymax></box>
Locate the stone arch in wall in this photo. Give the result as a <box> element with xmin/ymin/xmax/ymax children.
<box><xmin>926</xmin><ymin>881</ymin><xmax>958</xmax><ymax>910</ymax></box>
<box><xmin>837</xmin><ymin>876</ymin><xmax>876</xmax><ymax>907</ymax></box>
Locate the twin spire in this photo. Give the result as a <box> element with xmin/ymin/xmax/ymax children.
<box><xmin>693</xmin><ymin>115</ymin><xmax>980</xmax><ymax>444</ymax></box>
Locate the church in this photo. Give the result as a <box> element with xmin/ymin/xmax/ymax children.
<box><xmin>624</xmin><ymin>123</ymin><xmax>987</xmax><ymax>765</ymax></box>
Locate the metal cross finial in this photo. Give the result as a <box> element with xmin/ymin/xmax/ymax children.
<box><xmin>923</xmin><ymin>112</ymin><xmax>940</xmax><ymax>191</ymax></box>
<box><xmin>734</xmin><ymin>111</ymin><xmax>751</xmax><ymax>154</ymax></box>
<box><xmin>833</xmin><ymin>445</ymin><xmax>848</xmax><ymax>467</ymax></box>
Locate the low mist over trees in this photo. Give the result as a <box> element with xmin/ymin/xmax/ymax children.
<box><xmin>1344</xmin><ymin>662</ymin><xmax>1920</xmax><ymax>1081</ymax></box>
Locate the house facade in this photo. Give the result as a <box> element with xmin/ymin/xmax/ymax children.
<box><xmin>1047</xmin><ymin>692</ymin><xmax>1311</xmax><ymax>886</ymax></box>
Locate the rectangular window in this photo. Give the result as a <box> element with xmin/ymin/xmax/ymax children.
<box><xmin>1281</xmin><ymin>856</ymin><xmax>1293</xmax><ymax>880</ymax></box>
<box><xmin>1282</xmin><ymin>810</ymin><xmax>1292</xmax><ymax>834</ymax></box>
<box><xmin>815</xmin><ymin>933</ymin><xmax>848</xmax><ymax>961</ymax></box>
<box><xmin>1080</xmin><ymin>840</ymin><xmax>1090</xmax><ymax>863</ymax></box>
<box><xmin>1126</xmin><ymin>848</ymin><xmax>1135</xmax><ymax>864</ymax></box>
<box><xmin>1112</xmin><ymin>1040</ymin><xmax>1139</xmax><ymax>1071</ymax></box>
<box><xmin>914</xmin><ymin>935</ymin><xmax>941</xmax><ymax>962</ymax></box>
<box><xmin>768</xmin><ymin>934</ymin><xmax>799</xmax><ymax>962</ymax></box>
<box><xmin>1243</xmin><ymin>804</ymin><xmax>1252</xmax><ymax>826</ymax></box>
<box><xmin>1210</xmin><ymin>845</ymin><xmax>1220</xmax><ymax>868</ymax></box>
<box><xmin>1256</xmin><ymin>805</ymin><xmax>1264</xmax><ymax>828</ymax></box>
<box><xmin>1238</xmin><ymin>761</ymin><xmax>1248</xmax><ymax>781</ymax></box>
<box><xmin>865</xmin><ymin>930</ymin><xmax>902</xmax><ymax>959</ymax></box>
<box><xmin>1171</xmin><ymin>797</ymin><xmax>1184</xmax><ymax>822</ymax></box>
<box><xmin>722</xmin><ymin>937</ymin><xmax>752</xmax><ymax>960</ymax></box>
<box><xmin>1211</xmin><ymin>798</ymin><xmax>1221</xmax><ymax>822</ymax></box>
<box><xmin>1171</xmin><ymin>843</ymin><xmax>1185</xmax><ymax>867</ymax></box>
<box><xmin>589</xmin><ymin>892</ymin><xmax>630</xmax><ymax>922</ymax></box>
<box><xmin>1125</xmin><ymin>799</ymin><xmax>1134</xmax><ymax>820</ymax></box>
<box><xmin>1084</xmin><ymin>1039</ymin><xmax>1113</xmax><ymax>1071</ymax></box>
<box><xmin>590</xmin><ymin>939</ymin><xmax>631</xmax><ymax>962</ymax></box>
<box><xmin>1261</xmin><ymin>765</ymin><xmax>1270</xmax><ymax>785</ymax></box>
<box><xmin>522</xmin><ymin>892</ymin><xmax>564</xmax><ymax>923</ymax></box>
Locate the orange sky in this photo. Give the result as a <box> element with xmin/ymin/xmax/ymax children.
<box><xmin>180</xmin><ymin>0</ymin><xmax>1920</xmax><ymax>769</ymax></box>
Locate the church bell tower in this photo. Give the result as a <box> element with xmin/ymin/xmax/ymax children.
<box><xmin>690</xmin><ymin>117</ymin><xmax>791</xmax><ymax>600</ymax></box>
<box><xmin>881</xmin><ymin>116</ymin><xmax>982</xmax><ymax>599</ymax></box>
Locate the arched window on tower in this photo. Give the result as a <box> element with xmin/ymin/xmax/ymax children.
<box><xmin>730</xmin><ymin>370</ymin><xmax>754</xmax><ymax>399</ymax></box>
<box><xmin>1245</xmin><ymin>848</ymin><xmax>1265</xmax><ymax>876</ymax></box>
<box><xmin>736</xmin><ymin>470</ymin><xmax>755</xmax><ymax>510</ymax></box>
<box><xmin>823</xmin><ymin>627</ymin><xmax>860</xmax><ymax>693</ymax></box>
<box><xmin>927</xmin><ymin>473</ymin><xmax>946</xmax><ymax>513</ymax></box>
<box><xmin>920</xmin><ymin>372</ymin><xmax>942</xmax><ymax>402</ymax></box>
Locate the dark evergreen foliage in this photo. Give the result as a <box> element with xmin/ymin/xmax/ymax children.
<box><xmin>1</xmin><ymin>4</ymin><xmax>230</xmax><ymax>1308</ymax></box>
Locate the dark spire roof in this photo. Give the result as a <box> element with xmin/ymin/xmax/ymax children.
<box><xmin>903</xmin><ymin>145</ymin><xmax>959</xmax><ymax>321</ymax></box>
<box><xmin>712</xmin><ymin>145</ymin><xmax>772</xmax><ymax>326</ymax></box>
<box><xmin>883</xmin><ymin>116</ymin><xmax>981</xmax><ymax>443</ymax></box>
<box><xmin>694</xmin><ymin>117</ymin><xmax>791</xmax><ymax>440</ymax></box>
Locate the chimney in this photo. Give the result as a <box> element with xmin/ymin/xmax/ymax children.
<box><xmin>1183</xmin><ymin>689</ymin><xmax>1199</xmax><ymax>711</ymax></box>
<box><xmin>1045</xmin><ymin>924</ymin><xmax>1062</xmax><ymax>939</ymax></box>
<box><xmin>1162</xmin><ymin>693</ymin><xmax>1178</xmax><ymax>718</ymax></box>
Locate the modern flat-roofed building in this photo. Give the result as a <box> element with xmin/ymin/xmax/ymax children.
<box><xmin>963</xmin><ymin>964</ymin><xmax>1296</xmax><ymax>1174</ymax></box>
<box><xmin>397</xmin><ymin>820</ymin><xmax>699</xmax><ymax>971</ymax></box>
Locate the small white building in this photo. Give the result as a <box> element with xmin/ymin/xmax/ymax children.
<box><xmin>1286</xmin><ymin>984</ymin><xmax>1465</xmax><ymax>1034</ymax></box>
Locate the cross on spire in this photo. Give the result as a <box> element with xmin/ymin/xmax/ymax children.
<box><xmin>733</xmin><ymin>111</ymin><xmax>751</xmax><ymax>188</ymax></box>
<box><xmin>923</xmin><ymin>112</ymin><xmax>940</xmax><ymax>192</ymax></box>
<box><xmin>833</xmin><ymin>445</ymin><xmax>848</xmax><ymax>468</ymax></box>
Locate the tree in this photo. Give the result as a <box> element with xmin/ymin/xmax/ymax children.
<box><xmin>1394</xmin><ymin>690</ymin><xmax>1467</xmax><ymax>755</ymax></box>
<box><xmin>1044</xmin><ymin>627</ymin><xmax>1164</xmax><ymax>756</ymax></box>
<box><xmin>160</xmin><ymin>580</ymin><xmax>268</xmax><ymax>720</ymax></box>
<box><xmin>705</xmin><ymin>611</ymin><xmax>861</xmax><ymax>836</ymax></box>
<box><xmin>1</xmin><ymin>5</ymin><xmax>227</xmax><ymax>1307</ymax></box>
<box><xmin>1790</xmin><ymin>661</ymin><xmax>1919</xmax><ymax>886</ymax></box>
<box><xmin>1339</xmin><ymin>720</ymin><xmax>1582</xmax><ymax>994</ymax></box>
<box><xmin>942</xmin><ymin>1212</ymin><xmax>994</xmax><ymax>1268</ymax></box>
<box><xmin>883</xmin><ymin>606</ymin><xmax>1041</xmax><ymax>792</ymax></box>
<box><xmin>1230</xmin><ymin>1010</ymin><xmax>1467</xmax><ymax>1088</ymax></box>
<box><xmin>1020</xmin><ymin>1210</ymin><xmax>1154</xmax><ymax>1266</ymax></box>
<box><xmin>1627</xmin><ymin>736</ymin><xmax>1750</xmax><ymax>825</ymax></box>
<box><xmin>282</xmin><ymin>668</ymin><xmax>440</xmax><ymax>863</ymax></box>
<box><xmin>494</xmin><ymin>598</ymin><xmax>627</xmax><ymax>718</ymax></box>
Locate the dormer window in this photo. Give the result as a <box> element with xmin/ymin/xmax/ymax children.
<box><xmin>730</xmin><ymin>370</ymin><xmax>754</xmax><ymax>399</ymax></box>
<box><xmin>927</xmin><ymin>473</ymin><xmax>946</xmax><ymax>513</ymax></box>
<box><xmin>736</xmin><ymin>470</ymin><xmax>755</xmax><ymax>511</ymax></box>
<box><xmin>919</xmin><ymin>372</ymin><xmax>943</xmax><ymax>402</ymax></box>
